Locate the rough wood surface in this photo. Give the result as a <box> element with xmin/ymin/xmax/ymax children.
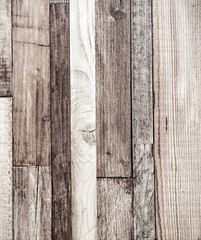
<box><xmin>13</xmin><ymin>167</ymin><xmax>51</xmax><ymax>240</ymax></box>
<box><xmin>70</xmin><ymin>0</ymin><xmax>96</xmax><ymax>239</ymax></box>
<box><xmin>154</xmin><ymin>0</ymin><xmax>201</xmax><ymax>239</ymax></box>
<box><xmin>97</xmin><ymin>178</ymin><xmax>133</xmax><ymax>239</ymax></box>
<box><xmin>50</xmin><ymin>0</ymin><xmax>69</xmax><ymax>3</ymax></box>
<box><xmin>96</xmin><ymin>0</ymin><xmax>131</xmax><ymax>177</ymax></box>
<box><xmin>12</xmin><ymin>0</ymin><xmax>50</xmax><ymax>166</ymax></box>
<box><xmin>0</xmin><ymin>98</ymin><xmax>12</xmax><ymax>239</ymax></box>
<box><xmin>50</xmin><ymin>4</ymin><xmax>72</xmax><ymax>239</ymax></box>
<box><xmin>0</xmin><ymin>0</ymin><xmax>12</xmax><ymax>96</ymax></box>
<box><xmin>131</xmin><ymin>0</ymin><xmax>155</xmax><ymax>239</ymax></box>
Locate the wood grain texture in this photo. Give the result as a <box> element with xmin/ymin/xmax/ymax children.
<box><xmin>97</xmin><ymin>178</ymin><xmax>133</xmax><ymax>239</ymax></box>
<box><xmin>154</xmin><ymin>0</ymin><xmax>201</xmax><ymax>239</ymax></box>
<box><xmin>0</xmin><ymin>0</ymin><xmax>12</xmax><ymax>96</ymax></box>
<box><xmin>50</xmin><ymin>0</ymin><xmax>69</xmax><ymax>3</ymax></box>
<box><xmin>96</xmin><ymin>0</ymin><xmax>131</xmax><ymax>177</ymax></box>
<box><xmin>131</xmin><ymin>0</ymin><xmax>155</xmax><ymax>239</ymax></box>
<box><xmin>13</xmin><ymin>167</ymin><xmax>51</xmax><ymax>240</ymax></box>
<box><xmin>12</xmin><ymin>0</ymin><xmax>50</xmax><ymax>166</ymax></box>
<box><xmin>50</xmin><ymin>4</ymin><xmax>72</xmax><ymax>239</ymax></box>
<box><xmin>0</xmin><ymin>98</ymin><xmax>12</xmax><ymax>239</ymax></box>
<box><xmin>70</xmin><ymin>0</ymin><xmax>96</xmax><ymax>239</ymax></box>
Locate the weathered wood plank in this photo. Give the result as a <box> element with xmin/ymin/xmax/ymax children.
<box><xmin>13</xmin><ymin>0</ymin><xmax>50</xmax><ymax>166</ymax></box>
<box><xmin>154</xmin><ymin>0</ymin><xmax>201</xmax><ymax>239</ymax></box>
<box><xmin>13</xmin><ymin>166</ymin><xmax>51</xmax><ymax>240</ymax></box>
<box><xmin>70</xmin><ymin>0</ymin><xmax>96</xmax><ymax>239</ymax></box>
<box><xmin>97</xmin><ymin>178</ymin><xmax>133</xmax><ymax>239</ymax></box>
<box><xmin>0</xmin><ymin>98</ymin><xmax>12</xmax><ymax>239</ymax></box>
<box><xmin>50</xmin><ymin>4</ymin><xmax>72</xmax><ymax>239</ymax></box>
<box><xmin>131</xmin><ymin>0</ymin><xmax>155</xmax><ymax>239</ymax></box>
<box><xmin>50</xmin><ymin>0</ymin><xmax>69</xmax><ymax>3</ymax></box>
<box><xmin>96</xmin><ymin>0</ymin><xmax>131</xmax><ymax>177</ymax></box>
<box><xmin>0</xmin><ymin>0</ymin><xmax>12</xmax><ymax>96</ymax></box>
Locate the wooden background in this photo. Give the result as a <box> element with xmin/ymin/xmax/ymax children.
<box><xmin>0</xmin><ymin>0</ymin><xmax>200</xmax><ymax>239</ymax></box>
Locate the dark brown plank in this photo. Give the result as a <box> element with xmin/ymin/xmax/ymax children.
<box><xmin>0</xmin><ymin>0</ymin><xmax>12</xmax><ymax>96</ymax></box>
<box><xmin>131</xmin><ymin>0</ymin><xmax>155</xmax><ymax>239</ymax></box>
<box><xmin>13</xmin><ymin>166</ymin><xmax>51</xmax><ymax>239</ymax></box>
<box><xmin>96</xmin><ymin>0</ymin><xmax>131</xmax><ymax>177</ymax></box>
<box><xmin>50</xmin><ymin>3</ymin><xmax>72</xmax><ymax>239</ymax></box>
<box><xmin>97</xmin><ymin>178</ymin><xmax>133</xmax><ymax>239</ymax></box>
<box><xmin>12</xmin><ymin>0</ymin><xmax>51</xmax><ymax>166</ymax></box>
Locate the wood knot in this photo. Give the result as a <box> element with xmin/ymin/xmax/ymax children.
<box><xmin>111</xmin><ymin>8</ymin><xmax>124</xmax><ymax>20</ymax></box>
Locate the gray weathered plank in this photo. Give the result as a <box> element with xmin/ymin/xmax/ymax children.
<box><xmin>154</xmin><ymin>0</ymin><xmax>201</xmax><ymax>239</ymax></box>
<box><xmin>0</xmin><ymin>0</ymin><xmax>12</xmax><ymax>96</ymax></box>
<box><xmin>70</xmin><ymin>0</ymin><xmax>96</xmax><ymax>239</ymax></box>
<box><xmin>50</xmin><ymin>0</ymin><xmax>69</xmax><ymax>3</ymax></box>
<box><xmin>97</xmin><ymin>178</ymin><xmax>133</xmax><ymax>239</ymax></box>
<box><xmin>12</xmin><ymin>0</ymin><xmax>51</xmax><ymax>166</ymax></box>
<box><xmin>96</xmin><ymin>0</ymin><xmax>131</xmax><ymax>177</ymax></box>
<box><xmin>50</xmin><ymin>3</ymin><xmax>72</xmax><ymax>239</ymax></box>
<box><xmin>13</xmin><ymin>166</ymin><xmax>51</xmax><ymax>240</ymax></box>
<box><xmin>0</xmin><ymin>98</ymin><xmax>12</xmax><ymax>239</ymax></box>
<box><xmin>131</xmin><ymin>0</ymin><xmax>155</xmax><ymax>239</ymax></box>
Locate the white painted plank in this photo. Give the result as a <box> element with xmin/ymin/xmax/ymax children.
<box><xmin>70</xmin><ymin>0</ymin><xmax>96</xmax><ymax>239</ymax></box>
<box><xmin>0</xmin><ymin>98</ymin><xmax>12</xmax><ymax>239</ymax></box>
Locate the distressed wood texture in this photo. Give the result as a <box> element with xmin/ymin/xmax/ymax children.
<box><xmin>131</xmin><ymin>0</ymin><xmax>155</xmax><ymax>239</ymax></box>
<box><xmin>70</xmin><ymin>0</ymin><xmax>96</xmax><ymax>239</ymax></box>
<box><xmin>97</xmin><ymin>178</ymin><xmax>133</xmax><ymax>239</ymax></box>
<box><xmin>12</xmin><ymin>0</ymin><xmax>51</xmax><ymax>166</ymax></box>
<box><xmin>50</xmin><ymin>0</ymin><xmax>69</xmax><ymax>3</ymax></box>
<box><xmin>154</xmin><ymin>0</ymin><xmax>201</xmax><ymax>239</ymax></box>
<box><xmin>13</xmin><ymin>167</ymin><xmax>51</xmax><ymax>240</ymax></box>
<box><xmin>96</xmin><ymin>0</ymin><xmax>131</xmax><ymax>177</ymax></box>
<box><xmin>50</xmin><ymin>4</ymin><xmax>72</xmax><ymax>239</ymax></box>
<box><xmin>0</xmin><ymin>0</ymin><xmax>11</xmax><ymax>96</ymax></box>
<box><xmin>0</xmin><ymin>98</ymin><xmax>12</xmax><ymax>239</ymax></box>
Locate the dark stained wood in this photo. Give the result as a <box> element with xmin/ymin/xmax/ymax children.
<box><xmin>13</xmin><ymin>166</ymin><xmax>51</xmax><ymax>240</ymax></box>
<box><xmin>0</xmin><ymin>0</ymin><xmax>12</xmax><ymax>96</ymax></box>
<box><xmin>50</xmin><ymin>4</ymin><xmax>72</xmax><ymax>239</ymax></box>
<box><xmin>131</xmin><ymin>0</ymin><xmax>155</xmax><ymax>239</ymax></box>
<box><xmin>96</xmin><ymin>0</ymin><xmax>131</xmax><ymax>177</ymax></box>
<box><xmin>12</xmin><ymin>0</ymin><xmax>51</xmax><ymax>166</ymax></box>
<box><xmin>97</xmin><ymin>178</ymin><xmax>133</xmax><ymax>239</ymax></box>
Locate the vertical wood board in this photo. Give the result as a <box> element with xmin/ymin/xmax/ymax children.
<box><xmin>0</xmin><ymin>98</ymin><xmax>12</xmax><ymax>239</ymax></box>
<box><xmin>96</xmin><ymin>0</ymin><xmax>131</xmax><ymax>177</ymax></box>
<box><xmin>0</xmin><ymin>0</ymin><xmax>12</xmax><ymax>96</ymax></box>
<box><xmin>13</xmin><ymin>167</ymin><xmax>51</xmax><ymax>240</ymax></box>
<box><xmin>70</xmin><ymin>0</ymin><xmax>96</xmax><ymax>239</ymax></box>
<box><xmin>50</xmin><ymin>3</ymin><xmax>72</xmax><ymax>239</ymax></box>
<box><xmin>154</xmin><ymin>0</ymin><xmax>201</xmax><ymax>239</ymax></box>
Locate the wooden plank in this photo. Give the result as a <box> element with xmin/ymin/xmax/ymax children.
<box><xmin>154</xmin><ymin>0</ymin><xmax>201</xmax><ymax>239</ymax></box>
<box><xmin>97</xmin><ymin>178</ymin><xmax>133</xmax><ymax>239</ymax></box>
<box><xmin>13</xmin><ymin>166</ymin><xmax>51</xmax><ymax>240</ymax></box>
<box><xmin>0</xmin><ymin>0</ymin><xmax>11</xmax><ymax>96</ymax></box>
<box><xmin>96</xmin><ymin>0</ymin><xmax>131</xmax><ymax>177</ymax></box>
<box><xmin>0</xmin><ymin>98</ymin><xmax>12</xmax><ymax>239</ymax></box>
<box><xmin>50</xmin><ymin>0</ymin><xmax>69</xmax><ymax>3</ymax></box>
<box><xmin>70</xmin><ymin>0</ymin><xmax>96</xmax><ymax>239</ymax></box>
<box><xmin>12</xmin><ymin>0</ymin><xmax>50</xmax><ymax>166</ymax></box>
<box><xmin>131</xmin><ymin>0</ymin><xmax>155</xmax><ymax>239</ymax></box>
<box><xmin>50</xmin><ymin>4</ymin><xmax>72</xmax><ymax>239</ymax></box>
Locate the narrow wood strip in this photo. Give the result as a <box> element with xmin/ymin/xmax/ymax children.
<box><xmin>131</xmin><ymin>0</ymin><xmax>155</xmax><ymax>239</ymax></box>
<box><xmin>12</xmin><ymin>0</ymin><xmax>51</xmax><ymax>166</ymax></box>
<box><xmin>97</xmin><ymin>178</ymin><xmax>133</xmax><ymax>239</ymax></box>
<box><xmin>0</xmin><ymin>98</ymin><xmax>12</xmax><ymax>239</ymax></box>
<box><xmin>154</xmin><ymin>0</ymin><xmax>201</xmax><ymax>239</ymax></box>
<box><xmin>0</xmin><ymin>0</ymin><xmax>12</xmax><ymax>96</ymax></box>
<box><xmin>50</xmin><ymin>0</ymin><xmax>69</xmax><ymax>3</ymax></box>
<box><xmin>13</xmin><ymin>166</ymin><xmax>51</xmax><ymax>240</ymax></box>
<box><xmin>50</xmin><ymin>4</ymin><xmax>72</xmax><ymax>239</ymax></box>
<box><xmin>70</xmin><ymin>0</ymin><xmax>96</xmax><ymax>239</ymax></box>
<box><xmin>96</xmin><ymin>0</ymin><xmax>131</xmax><ymax>177</ymax></box>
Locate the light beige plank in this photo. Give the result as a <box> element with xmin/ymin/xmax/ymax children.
<box><xmin>70</xmin><ymin>0</ymin><xmax>96</xmax><ymax>239</ymax></box>
<box><xmin>154</xmin><ymin>0</ymin><xmax>201</xmax><ymax>239</ymax></box>
<box><xmin>14</xmin><ymin>166</ymin><xmax>51</xmax><ymax>240</ymax></box>
<box><xmin>0</xmin><ymin>0</ymin><xmax>11</xmax><ymax>96</ymax></box>
<box><xmin>0</xmin><ymin>98</ymin><xmax>12</xmax><ymax>239</ymax></box>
